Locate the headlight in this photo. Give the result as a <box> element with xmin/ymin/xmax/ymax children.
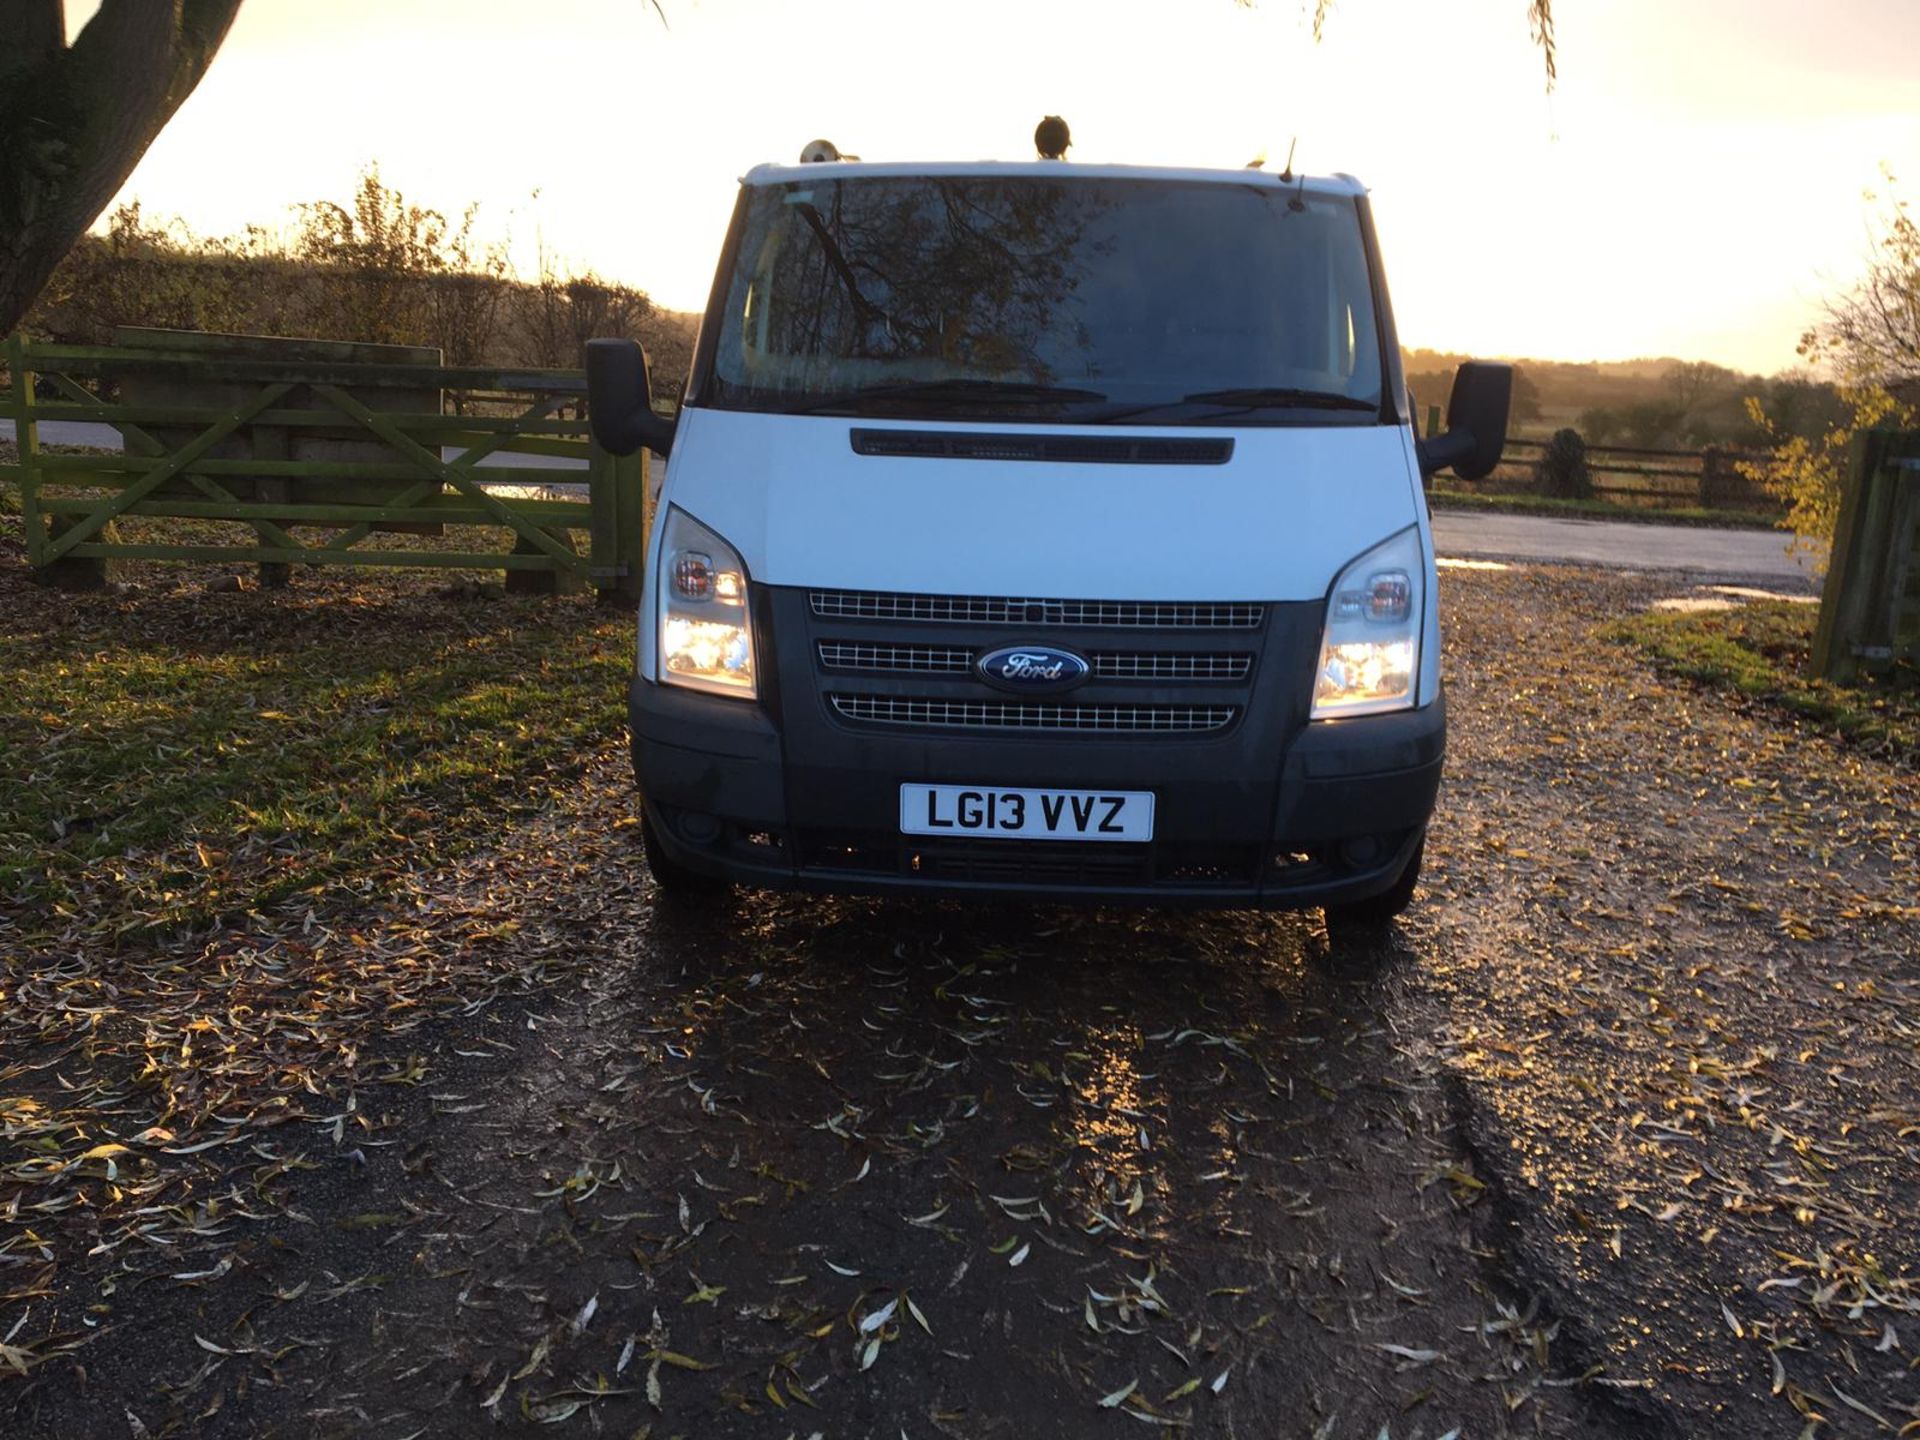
<box><xmin>658</xmin><ymin>507</ymin><xmax>756</xmax><ymax>699</ymax></box>
<box><xmin>1310</xmin><ymin>526</ymin><xmax>1423</xmax><ymax>719</ymax></box>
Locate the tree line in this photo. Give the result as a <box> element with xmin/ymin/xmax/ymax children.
<box><xmin>31</xmin><ymin>163</ymin><xmax>1837</xmax><ymax>453</ymax></box>
<box><xmin>16</xmin><ymin>162</ymin><xmax>1917</xmax><ymax>553</ymax></box>
<box><xmin>1403</xmin><ymin>351</ymin><xmax>1849</xmax><ymax>452</ymax></box>
<box><xmin>19</xmin><ymin>167</ymin><xmax>698</xmax><ymax>397</ymax></box>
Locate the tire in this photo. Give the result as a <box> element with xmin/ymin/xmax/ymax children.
<box><xmin>640</xmin><ymin>806</ymin><xmax>731</xmax><ymax>904</ymax></box>
<box><xmin>1324</xmin><ymin>835</ymin><xmax>1424</xmax><ymax>937</ymax></box>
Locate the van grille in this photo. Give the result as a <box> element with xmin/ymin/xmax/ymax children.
<box><xmin>801</xmin><ymin>586</ymin><xmax>1271</xmax><ymax>741</ymax></box>
<box><xmin>810</xmin><ymin>590</ymin><xmax>1264</xmax><ymax>630</ymax></box>
<box><xmin>828</xmin><ymin>695</ymin><xmax>1236</xmax><ymax>734</ymax></box>
<box><xmin>817</xmin><ymin>641</ymin><xmax>1250</xmax><ymax>682</ymax></box>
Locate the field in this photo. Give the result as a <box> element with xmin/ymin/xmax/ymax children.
<box><xmin>0</xmin><ymin>477</ymin><xmax>631</xmax><ymax>947</ymax></box>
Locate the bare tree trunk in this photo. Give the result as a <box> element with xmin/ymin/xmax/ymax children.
<box><xmin>0</xmin><ymin>0</ymin><xmax>243</xmax><ymax>334</ymax></box>
<box><xmin>2</xmin><ymin>0</ymin><xmax>66</xmax><ymax>58</ymax></box>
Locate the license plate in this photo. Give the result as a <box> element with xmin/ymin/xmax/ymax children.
<box><xmin>899</xmin><ymin>784</ymin><xmax>1155</xmax><ymax>842</ymax></box>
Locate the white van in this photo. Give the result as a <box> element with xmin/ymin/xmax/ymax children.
<box><xmin>588</xmin><ymin>141</ymin><xmax>1509</xmax><ymax>930</ymax></box>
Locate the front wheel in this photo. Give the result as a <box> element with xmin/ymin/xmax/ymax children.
<box><xmin>1324</xmin><ymin>835</ymin><xmax>1424</xmax><ymax>937</ymax></box>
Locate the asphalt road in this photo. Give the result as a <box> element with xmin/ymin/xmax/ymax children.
<box><xmin>1429</xmin><ymin>509</ymin><xmax>1820</xmax><ymax>587</ymax></box>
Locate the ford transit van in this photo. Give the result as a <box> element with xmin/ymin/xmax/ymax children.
<box><xmin>588</xmin><ymin>146</ymin><xmax>1509</xmax><ymax>929</ymax></box>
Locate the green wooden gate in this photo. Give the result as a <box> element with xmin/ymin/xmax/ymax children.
<box><xmin>1813</xmin><ymin>429</ymin><xmax>1920</xmax><ymax>682</ymax></box>
<box><xmin>2</xmin><ymin>329</ymin><xmax>648</xmax><ymax>600</ymax></box>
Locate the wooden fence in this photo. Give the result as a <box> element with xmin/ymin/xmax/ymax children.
<box><xmin>1813</xmin><ymin>430</ymin><xmax>1920</xmax><ymax>681</ymax></box>
<box><xmin>1491</xmin><ymin>436</ymin><xmax>1773</xmax><ymax>511</ymax></box>
<box><xmin>1</xmin><ymin>328</ymin><xmax>648</xmax><ymax>600</ymax></box>
<box><xmin>1420</xmin><ymin>407</ymin><xmax>1776</xmax><ymax>511</ymax></box>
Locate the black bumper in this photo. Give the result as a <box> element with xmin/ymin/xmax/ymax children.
<box><xmin>628</xmin><ymin>667</ymin><xmax>1443</xmax><ymax>910</ymax></box>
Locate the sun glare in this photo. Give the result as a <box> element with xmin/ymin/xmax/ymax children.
<box><xmin>95</xmin><ymin>0</ymin><xmax>1920</xmax><ymax>371</ymax></box>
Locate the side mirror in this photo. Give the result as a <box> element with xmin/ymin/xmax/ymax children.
<box><xmin>585</xmin><ymin>338</ymin><xmax>677</xmax><ymax>457</ymax></box>
<box><xmin>1416</xmin><ymin>361</ymin><xmax>1511</xmax><ymax>481</ymax></box>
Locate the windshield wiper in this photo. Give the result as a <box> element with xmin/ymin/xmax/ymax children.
<box><xmin>1093</xmin><ymin>386</ymin><xmax>1382</xmax><ymax>423</ymax></box>
<box><xmin>792</xmin><ymin>379</ymin><xmax>1110</xmax><ymax>414</ymax></box>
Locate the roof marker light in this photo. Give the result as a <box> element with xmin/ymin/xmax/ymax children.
<box><xmin>1034</xmin><ymin>115</ymin><xmax>1071</xmax><ymax>160</ymax></box>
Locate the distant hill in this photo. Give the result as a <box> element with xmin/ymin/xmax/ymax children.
<box><xmin>1399</xmin><ymin>349</ymin><xmax>1839</xmax><ymax>447</ymax></box>
<box><xmin>1405</xmin><ymin>349</ymin><xmax>1739</xmax><ymax>416</ymax></box>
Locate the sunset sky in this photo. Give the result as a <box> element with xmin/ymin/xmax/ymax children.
<box><xmin>80</xmin><ymin>0</ymin><xmax>1920</xmax><ymax>375</ymax></box>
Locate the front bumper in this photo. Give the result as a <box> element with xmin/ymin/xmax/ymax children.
<box><xmin>628</xmin><ymin>672</ymin><xmax>1443</xmax><ymax>909</ymax></box>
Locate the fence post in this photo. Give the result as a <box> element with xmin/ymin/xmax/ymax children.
<box><xmin>586</xmin><ymin>438</ymin><xmax>645</xmax><ymax>607</ymax></box>
<box><xmin>10</xmin><ymin>334</ymin><xmax>118</xmax><ymax>590</ymax></box>
<box><xmin>251</xmin><ymin>422</ymin><xmax>294</xmax><ymax>588</ymax></box>
<box><xmin>6</xmin><ymin>333</ymin><xmax>45</xmax><ymax>567</ymax></box>
<box><xmin>1698</xmin><ymin>447</ymin><xmax>1728</xmax><ymax>508</ymax></box>
<box><xmin>1811</xmin><ymin>431</ymin><xmax>1893</xmax><ymax>683</ymax></box>
<box><xmin>587</xmin><ymin>438</ymin><xmax>619</xmax><ymax>599</ymax></box>
<box><xmin>608</xmin><ymin>448</ymin><xmax>647</xmax><ymax>608</ymax></box>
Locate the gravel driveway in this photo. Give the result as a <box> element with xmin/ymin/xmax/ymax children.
<box><xmin>4</xmin><ymin>564</ymin><xmax>1914</xmax><ymax>1439</ymax></box>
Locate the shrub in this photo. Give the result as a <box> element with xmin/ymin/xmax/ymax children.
<box><xmin>1537</xmin><ymin>427</ymin><xmax>1592</xmax><ymax>499</ymax></box>
<box><xmin>1744</xmin><ymin>178</ymin><xmax>1920</xmax><ymax>558</ymax></box>
<box><xmin>22</xmin><ymin>167</ymin><xmax>701</xmax><ymax>397</ymax></box>
<box><xmin>1739</xmin><ymin>387</ymin><xmax>1915</xmax><ymax>563</ymax></box>
<box><xmin>1620</xmin><ymin>399</ymin><xmax>1688</xmax><ymax>447</ymax></box>
<box><xmin>1578</xmin><ymin>406</ymin><xmax>1621</xmax><ymax>445</ymax></box>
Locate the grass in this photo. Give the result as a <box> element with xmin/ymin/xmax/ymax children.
<box><xmin>1429</xmin><ymin>486</ymin><xmax>1781</xmax><ymax>530</ymax></box>
<box><xmin>0</xmin><ymin>492</ymin><xmax>646</xmax><ymax>1358</ymax></box>
<box><xmin>1608</xmin><ymin>599</ymin><xmax>1919</xmax><ymax>764</ymax></box>
<box><xmin>0</xmin><ymin>505</ymin><xmax>634</xmax><ymax>946</ymax></box>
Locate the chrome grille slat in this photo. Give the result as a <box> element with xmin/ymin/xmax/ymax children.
<box><xmin>810</xmin><ymin>590</ymin><xmax>1263</xmax><ymax>629</ymax></box>
<box><xmin>815</xmin><ymin>641</ymin><xmax>1251</xmax><ymax>682</ymax></box>
<box><xmin>829</xmin><ymin>695</ymin><xmax>1236</xmax><ymax>733</ymax></box>
<box><xmin>1092</xmin><ymin>652</ymin><xmax>1251</xmax><ymax>682</ymax></box>
<box><xmin>817</xmin><ymin>641</ymin><xmax>973</xmax><ymax>674</ymax></box>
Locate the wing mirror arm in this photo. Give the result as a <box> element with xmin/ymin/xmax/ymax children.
<box><xmin>586</xmin><ymin>338</ymin><xmax>678</xmax><ymax>458</ymax></box>
<box><xmin>1416</xmin><ymin>429</ymin><xmax>1476</xmax><ymax>478</ymax></box>
<box><xmin>1415</xmin><ymin>360</ymin><xmax>1512</xmax><ymax>481</ymax></box>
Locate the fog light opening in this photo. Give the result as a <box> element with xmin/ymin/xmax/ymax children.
<box><xmin>1338</xmin><ymin>835</ymin><xmax>1383</xmax><ymax>868</ymax></box>
<box><xmin>677</xmin><ymin>811</ymin><xmax>722</xmax><ymax>844</ymax></box>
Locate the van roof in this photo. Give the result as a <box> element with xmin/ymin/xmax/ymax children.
<box><xmin>740</xmin><ymin>161</ymin><xmax>1367</xmax><ymax>197</ymax></box>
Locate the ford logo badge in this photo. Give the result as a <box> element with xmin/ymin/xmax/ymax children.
<box><xmin>977</xmin><ymin>644</ymin><xmax>1091</xmax><ymax>693</ymax></box>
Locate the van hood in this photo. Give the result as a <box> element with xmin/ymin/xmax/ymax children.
<box><xmin>657</xmin><ymin>410</ymin><xmax>1426</xmax><ymax>603</ymax></box>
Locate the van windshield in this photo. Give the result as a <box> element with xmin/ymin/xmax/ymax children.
<box><xmin>701</xmin><ymin>175</ymin><xmax>1387</xmax><ymax>425</ymax></box>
